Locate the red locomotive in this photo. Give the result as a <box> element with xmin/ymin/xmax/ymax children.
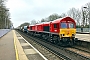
<box><xmin>27</xmin><ymin>17</ymin><xmax>76</xmax><ymax>46</ymax></box>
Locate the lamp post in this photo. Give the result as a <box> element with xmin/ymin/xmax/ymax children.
<box><xmin>81</xmin><ymin>7</ymin><xmax>86</xmax><ymax>32</ymax></box>
<box><xmin>4</xmin><ymin>9</ymin><xmax>9</xmax><ymax>29</ymax></box>
<box><xmin>81</xmin><ymin>7</ymin><xmax>88</xmax><ymax>32</ymax></box>
<box><xmin>83</xmin><ymin>7</ymin><xmax>90</xmax><ymax>33</ymax></box>
<box><xmin>88</xmin><ymin>9</ymin><xmax>90</xmax><ymax>33</ymax></box>
<box><xmin>8</xmin><ymin>18</ymin><xmax>11</xmax><ymax>29</ymax></box>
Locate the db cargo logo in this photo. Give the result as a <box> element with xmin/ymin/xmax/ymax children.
<box><xmin>67</xmin><ymin>30</ymin><xmax>69</xmax><ymax>33</ymax></box>
<box><xmin>67</xmin><ymin>30</ymin><xmax>69</xmax><ymax>34</ymax></box>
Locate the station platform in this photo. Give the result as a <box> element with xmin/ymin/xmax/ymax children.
<box><xmin>76</xmin><ymin>32</ymin><xmax>90</xmax><ymax>34</ymax></box>
<box><xmin>0</xmin><ymin>30</ymin><xmax>47</xmax><ymax>60</ymax></box>
<box><xmin>0</xmin><ymin>30</ymin><xmax>16</xmax><ymax>60</ymax></box>
<box><xmin>76</xmin><ymin>31</ymin><xmax>90</xmax><ymax>42</ymax></box>
<box><xmin>76</xmin><ymin>33</ymin><xmax>90</xmax><ymax>42</ymax></box>
<box><xmin>0</xmin><ymin>30</ymin><xmax>28</xmax><ymax>60</ymax></box>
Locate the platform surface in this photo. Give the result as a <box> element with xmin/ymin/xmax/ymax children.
<box><xmin>76</xmin><ymin>34</ymin><xmax>90</xmax><ymax>42</ymax></box>
<box><xmin>0</xmin><ymin>30</ymin><xmax>16</xmax><ymax>60</ymax></box>
<box><xmin>0</xmin><ymin>30</ymin><xmax>46</xmax><ymax>60</ymax></box>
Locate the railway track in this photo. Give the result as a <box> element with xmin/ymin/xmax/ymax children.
<box><xmin>17</xmin><ymin>30</ymin><xmax>90</xmax><ymax>60</ymax></box>
<box><xmin>72</xmin><ymin>46</ymin><xmax>90</xmax><ymax>54</ymax></box>
<box><xmin>17</xmin><ymin>30</ymin><xmax>64</xmax><ymax>60</ymax></box>
<box><xmin>66</xmin><ymin>46</ymin><xmax>90</xmax><ymax>58</ymax></box>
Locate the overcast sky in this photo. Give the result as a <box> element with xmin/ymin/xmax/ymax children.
<box><xmin>6</xmin><ymin>0</ymin><xmax>90</xmax><ymax>28</ymax></box>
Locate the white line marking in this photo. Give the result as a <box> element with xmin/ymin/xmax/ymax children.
<box><xmin>16</xmin><ymin>31</ymin><xmax>48</xmax><ymax>60</ymax></box>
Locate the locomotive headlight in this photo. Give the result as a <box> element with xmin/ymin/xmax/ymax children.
<box><xmin>63</xmin><ymin>34</ymin><xmax>65</xmax><ymax>36</ymax></box>
<box><xmin>61</xmin><ymin>34</ymin><xmax>65</xmax><ymax>36</ymax></box>
<box><xmin>72</xmin><ymin>34</ymin><xmax>75</xmax><ymax>37</ymax></box>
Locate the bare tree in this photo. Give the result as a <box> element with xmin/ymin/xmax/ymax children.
<box><xmin>47</xmin><ymin>13</ymin><xmax>62</xmax><ymax>21</ymax></box>
<box><xmin>61</xmin><ymin>13</ymin><xmax>67</xmax><ymax>17</ymax></box>
<box><xmin>0</xmin><ymin>0</ymin><xmax>11</xmax><ymax>29</ymax></box>
<box><xmin>67</xmin><ymin>8</ymin><xmax>76</xmax><ymax>18</ymax></box>
<box><xmin>41</xmin><ymin>18</ymin><xmax>46</xmax><ymax>22</ymax></box>
<box><xmin>85</xmin><ymin>2</ymin><xmax>90</xmax><ymax>26</ymax></box>
<box><xmin>20</xmin><ymin>22</ymin><xmax>30</xmax><ymax>27</ymax></box>
<box><xmin>67</xmin><ymin>8</ymin><xmax>81</xmax><ymax>26</ymax></box>
<box><xmin>76</xmin><ymin>9</ymin><xmax>81</xmax><ymax>26</ymax></box>
<box><xmin>30</xmin><ymin>20</ymin><xmax>37</xmax><ymax>25</ymax></box>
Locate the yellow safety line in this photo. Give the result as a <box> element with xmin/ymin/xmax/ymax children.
<box><xmin>13</xmin><ymin>30</ymin><xmax>19</xmax><ymax>60</ymax></box>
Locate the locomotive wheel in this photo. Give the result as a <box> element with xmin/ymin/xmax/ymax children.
<box><xmin>52</xmin><ymin>40</ymin><xmax>58</xmax><ymax>44</ymax></box>
<box><xmin>47</xmin><ymin>36</ymin><xmax>51</xmax><ymax>42</ymax></box>
<box><xmin>57</xmin><ymin>37</ymin><xmax>63</xmax><ymax>46</ymax></box>
<box><xmin>69</xmin><ymin>41</ymin><xmax>74</xmax><ymax>46</ymax></box>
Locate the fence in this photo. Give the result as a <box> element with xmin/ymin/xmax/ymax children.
<box><xmin>0</xmin><ymin>29</ymin><xmax>11</xmax><ymax>38</ymax></box>
<box><xmin>0</xmin><ymin>28</ymin><xmax>89</xmax><ymax>38</ymax></box>
<box><xmin>76</xmin><ymin>28</ymin><xmax>90</xmax><ymax>32</ymax></box>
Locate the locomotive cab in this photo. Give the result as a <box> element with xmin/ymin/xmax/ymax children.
<box><xmin>60</xmin><ymin>21</ymin><xmax>76</xmax><ymax>38</ymax></box>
